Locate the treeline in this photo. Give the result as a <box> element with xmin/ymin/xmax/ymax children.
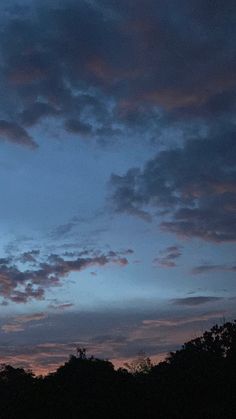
<box><xmin>0</xmin><ymin>321</ymin><xmax>235</xmax><ymax>419</ymax></box>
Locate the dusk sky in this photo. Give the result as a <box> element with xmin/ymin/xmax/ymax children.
<box><xmin>0</xmin><ymin>0</ymin><xmax>235</xmax><ymax>375</ymax></box>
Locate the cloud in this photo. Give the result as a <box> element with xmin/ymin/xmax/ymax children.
<box><xmin>2</xmin><ymin>312</ymin><xmax>47</xmax><ymax>333</ymax></box>
<box><xmin>49</xmin><ymin>214</ymin><xmax>109</xmax><ymax>239</ymax></box>
<box><xmin>48</xmin><ymin>302</ymin><xmax>74</xmax><ymax>311</ymax></box>
<box><xmin>65</xmin><ymin>119</ymin><xmax>93</xmax><ymax>136</ymax></box>
<box><xmin>0</xmin><ymin>1</ymin><xmax>119</xmax><ymax>145</ymax></box>
<box><xmin>18</xmin><ymin>250</ymin><xmax>40</xmax><ymax>264</ymax></box>
<box><xmin>9</xmin><ymin>285</ymin><xmax>45</xmax><ymax>304</ymax></box>
<box><xmin>0</xmin><ymin>304</ymin><xmax>233</xmax><ymax>375</ymax></box>
<box><xmin>191</xmin><ymin>264</ymin><xmax>236</xmax><ymax>275</ymax></box>
<box><xmin>142</xmin><ymin>311</ymin><xmax>225</xmax><ymax>328</ymax></box>
<box><xmin>111</xmin><ymin>128</ymin><xmax>236</xmax><ymax>242</ymax></box>
<box><xmin>0</xmin><ymin>120</ymin><xmax>37</xmax><ymax>148</ymax></box>
<box><xmin>0</xmin><ymin>0</ymin><xmax>235</xmax><ymax>146</ymax></box>
<box><xmin>20</xmin><ymin>102</ymin><xmax>59</xmax><ymax>126</ymax></box>
<box><xmin>0</xmin><ymin>249</ymin><xmax>129</xmax><ymax>303</ymax></box>
<box><xmin>50</xmin><ymin>221</ymin><xmax>79</xmax><ymax>239</ymax></box>
<box><xmin>153</xmin><ymin>245</ymin><xmax>182</xmax><ymax>268</ymax></box>
<box><xmin>171</xmin><ymin>296</ymin><xmax>224</xmax><ymax>306</ymax></box>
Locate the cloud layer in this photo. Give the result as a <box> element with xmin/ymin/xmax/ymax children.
<box><xmin>0</xmin><ymin>304</ymin><xmax>229</xmax><ymax>374</ymax></box>
<box><xmin>0</xmin><ymin>0</ymin><xmax>235</xmax><ymax>146</ymax></box>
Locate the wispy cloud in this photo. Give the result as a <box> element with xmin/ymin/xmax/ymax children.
<box><xmin>0</xmin><ymin>306</ymin><xmax>232</xmax><ymax>375</ymax></box>
<box><xmin>191</xmin><ymin>264</ymin><xmax>236</xmax><ymax>275</ymax></box>
<box><xmin>153</xmin><ymin>245</ymin><xmax>182</xmax><ymax>268</ymax></box>
<box><xmin>2</xmin><ymin>312</ymin><xmax>47</xmax><ymax>333</ymax></box>
<box><xmin>48</xmin><ymin>303</ymin><xmax>74</xmax><ymax>311</ymax></box>
<box><xmin>171</xmin><ymin>296</ymin><xmax>224</xmax><ymax>306</ymax></box>
<box><xmin>142</xmin><ymin>311</ymin><xmax>225</xmax><ymax>328</ymax></box>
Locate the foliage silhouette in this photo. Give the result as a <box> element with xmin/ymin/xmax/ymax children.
<box><xmin>124</xmin><ymin>350</ymin><xmax>153</xmax><ymax>375</ymax></box>
<box><xmin>0</xmin><ymin>321</ymin><xmax>235</xmax><ymax>418</ymax></box>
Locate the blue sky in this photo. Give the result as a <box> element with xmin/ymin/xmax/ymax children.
<box><xmin>0</xmin><ymin>0</ymin><xmax>235</xmax><ymax>374</ymax></box>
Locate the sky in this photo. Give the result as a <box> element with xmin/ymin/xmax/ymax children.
<box><xmin>0</xmin><ymin>0</ymin><xmax>235</xmax><ymax>375</ymax></box>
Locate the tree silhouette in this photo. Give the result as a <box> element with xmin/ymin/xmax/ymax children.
<box><xmin>124</xmin><ymin>351</ymin><xmax>153</xmax><ymax>375</ymax></box>
<box><xmin>76</xmin><ymin>346</ymin><xmax>87</xmax><ymax>359</ymax></box>
<box><xmin>0</xmin><ymin>320</ymin><xmax>235</xmax><ymax>418</ymax></box>
<box><xmin>165</xmin><ymin>320</ymin><xmax>236</xmax><ymax>366</ymax></box>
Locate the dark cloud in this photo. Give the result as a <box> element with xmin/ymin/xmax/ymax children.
<box><xmin>65</xmin><ymin>119</ymin><xmax>93</xmax><ymax>136</ymax></box>
<box><xmin>0</xmin><ymin>1</ymin><xmax>122</xmax><ymax>144</ymax></box>
<box><xmin>102</xmin><ymin>0</ymin><xmax>236</xmax><ymax>124</ymax></box>
<box><xmin>120</xmin><ymin>248</ymin><xmax>134</xmax><ymax>255</ymax></box>
<box><xmin>0</xmin><ymin>249</ymin><xmax>129</xmax><ymax>304</ymax></box>
<box><xmin>20</xmin><ymin>102</ymin><xmax>59</xmax><ymax>126</ymax></box>
<box><xmin>172</xmin><ymin>296</ymin><xmax>224</xmax><ymax>306</ymax></box>
<box><xmin>0</xmin><ymin>0</ymin><xmax>235</xmax><ymax>146</ymax></box>
<box><xmin>153</xmin><ymin>245</ymin><xmax>182</xmax><ymax>268</ymax></box>
<box><xmin>191</xmin><ymin>264</ymin><xmax>236</xmax><ymax>275</ymax></box>
<box><xmin>10</xmin><ymin>285</ymin><xmax>44</xmax><ymax>304</ymax></box>
<box><xmin>0</xmin><ymin>257</ymin><xmax>12</xmax><ymax>265</ymax></box>
<box><xmin>0</xmin><ymin>120</ymin><xmax>37</xmax><ymax>148</ymax></box>
<box><xmin>111</xmin><ymin>128</ymin><xmax>236</xmax><ymax>242</ymax></box>
<box><xmin>19</xmin><ymin>250</ymin><xmax>40</xmax><ymax>264</ymax></box>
